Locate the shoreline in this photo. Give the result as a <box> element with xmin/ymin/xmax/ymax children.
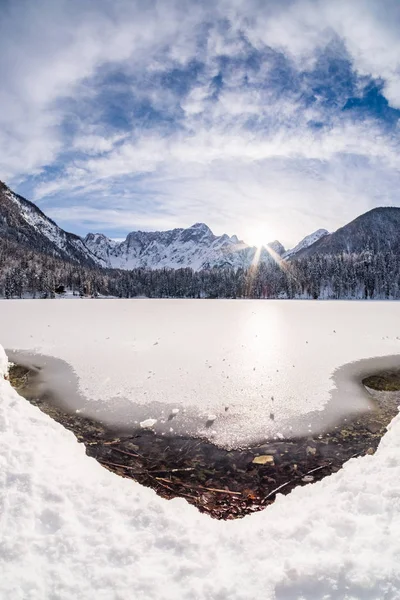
<box><xmin>9</xmin><ymin>359</ymin><xmax>400</xmax><ymax>520</ymax></box>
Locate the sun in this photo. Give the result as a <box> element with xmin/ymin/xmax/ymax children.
<box><xmin>245</xmin><ymin>225</ymin><xmax>271</xmax><ymax>248</ymax></box>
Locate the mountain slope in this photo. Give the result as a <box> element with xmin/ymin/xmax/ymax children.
<box><xmin>267</xmin><ymin>240</ymin><xmax>286</xmax><ymax>256</ymax></box>
<box><xmin>293</xmin><ymin>207</ymin><xmax>400</xmax><ymax>258</ymax></box>
<box><xmin>284</xmin><ymin>229</ymin><xmax>329</xmax><ymax>259</ymax></box>
<box><xmin>0</xmin><ymin>181</ymin><xmax>99</xmax><ymax>266</ymax></box>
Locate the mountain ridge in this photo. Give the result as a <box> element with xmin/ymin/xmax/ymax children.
<box><xmin>2</xmin><ymin>180</ymin><xmax>400</xmax><ymax>271</ymax></box>
<box><xmin>295</xmin><ymin>207</ymin><xmax>400</xmax><ymax>258</ymax></box>
<box><xmin>0</xmin><ymin>181</ymin><xmax>99</xmax><ymax>266</ymax></box>
<box><xmin>283</xmin><ymin>229</ymin><xmax>329</xmax><ymax>259</ymax></box>
<box><xmin>84</xmin><ymin>222</ymin><xmax>269</xmax><ymax>270</ymax></box>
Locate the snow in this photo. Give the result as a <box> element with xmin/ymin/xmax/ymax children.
<box><xmin>84</xmin><ymin>223</ymin><xmax>262</xmax><ymax>271</ymax></box>
<box><xmin>1</xmin><ymin>343</ymin><xmax>400</xmax><ymax>599</ymax></box>
<box><xmin>5</xmin><ymin>189</ymin><xmax>101</xmax><ymax>265</ymax></box>
<box><xmin>83</xmin><ymin>222</ymin><xmax>330</xmax><ymax>271</ymax></box>
<box><xmin>7</xmin><ymin>190</ymin><xmax>62</xmax><ymax>246</ymax></box>
<box><xmin>2</xmin><ymin>299</ymin><xmax>400</xmax><ymax>448</ymax></box>
<box><xmin>284</xmin><ymin>228</ymin><xmax>329</xmax><ymax>259</ymax></box>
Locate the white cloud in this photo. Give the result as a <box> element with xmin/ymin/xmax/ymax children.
<box><xmin>0</xmin><ymin>0</ymin><xmax>198</xmax><ymax>178</ymax></box>
<box><xmin>73</xmin><ymin>133</ymin><xmax>129</xmax><ymax>156</ymax></box>
<box><xmin>238</xmin><ymin>0</ymin><xmax>400</xmax><ymax>107</ymax></box>
<box><xmin>32</xmin><ymin>112</ymin><xmax>400</xmax><ymax>245</ymax></box>
<box><xmin>2</xmin><ymin>0</ymin><xmax>400</xmax><ymax>245</ymax></box>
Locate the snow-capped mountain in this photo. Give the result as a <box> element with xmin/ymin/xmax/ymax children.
<box><xmin>4</xmin><ymin>180</ymin><xmax>400</xmax><ymax>274</ymax></box>
<box><xmin>0</xmin><ymin>180</ymin><xmax>289</xmax><ymax>271</ymax></box>
<box><xmin>84</xmin><ymin>223</ymin><xmax>282</xmax><ymax>270</ymax></box>
<box><xmin>0</xmin><ymin>181</ymin><xmax>98</xmax><ymax>265</ymax></box>
<box><xmin>284</xmin><ymin>229</ymin><xmax>329</xmax><ymax>259</ymax></box>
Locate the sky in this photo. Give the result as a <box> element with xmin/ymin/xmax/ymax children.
<box><xmin>2</xmin><ymin>0</ymin><xmax>400</xmax><ymax>248</ymax></box>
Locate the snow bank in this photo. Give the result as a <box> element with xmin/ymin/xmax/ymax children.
<box><xmin>1</xmin><ymin>344</ymin><xmax>400</xmax><ymax>599</ymax></box>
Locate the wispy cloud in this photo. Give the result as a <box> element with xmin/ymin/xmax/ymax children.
<box><xmin>2</xmin><ymin>0</ymin><xmax>400</xmax><ymax>246</ymax></box>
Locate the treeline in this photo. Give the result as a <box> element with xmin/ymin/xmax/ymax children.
<box><xmin>1</xmin><ymin>237</ymin><xmax>400</xmax><ymax>300</ymax></box>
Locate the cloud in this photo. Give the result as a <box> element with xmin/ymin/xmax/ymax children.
<box><xmin>2</xmin><ymin>0</ymin><xmax>400</xmax><ymax>245</ymax></box>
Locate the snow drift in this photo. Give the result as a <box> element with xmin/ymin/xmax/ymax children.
<box><xmin>1</xmin><ymin>343</ymin><xmax>400</xmax><ymax>599</ymax></box>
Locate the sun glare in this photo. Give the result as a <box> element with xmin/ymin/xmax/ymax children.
<box><xmin>246</xmin><ymin>225</ymin><xmax>271</xmax><ymax>248</ymax></box>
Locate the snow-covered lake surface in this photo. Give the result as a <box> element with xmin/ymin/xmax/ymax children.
<box><xmin>1</xmin><ymin>299</ymin><xmax>400</xmax><ymax>447</ymax></box>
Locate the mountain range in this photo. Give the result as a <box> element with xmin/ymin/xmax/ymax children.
<box><xmin>84</xmin><ymin>226</ymin><xmax>296</xmax><ymax>270</ymax></box>
<box><xmin>1</xmin><ymin>180</ymin><xmax>399</xmax><ymax>271</ymax></box>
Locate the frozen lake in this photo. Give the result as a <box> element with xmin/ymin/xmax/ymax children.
<box><xmin>1</xmin><ymin>299</ymin><xmax>400</xmax><ymax>448</ymax></box>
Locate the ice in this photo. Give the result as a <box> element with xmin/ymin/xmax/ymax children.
<box><xmin>1</xmin><ymin>343</ymin><xmax>400</xmax><ymax>598</ymax></box>
<box><xmin>1</xmin><ymin>298</ymin><xmax>400</xmax><ymax>447</ymax></box>
<box><xmin>140</xmin><ymin>418</ymin><xmax>157</xmax><ymax>428</ymax></box>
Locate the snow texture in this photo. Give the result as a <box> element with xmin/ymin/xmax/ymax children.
<box><xmin>1</xmin><ymin>343</ymin><xmax>400</xmax><ymax>599</ymax></box>
<box><xmin>2</xmin><ymin>299</ymin><xmax>400</xmax><ymax>448</ymax></box>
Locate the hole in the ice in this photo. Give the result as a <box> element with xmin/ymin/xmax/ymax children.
<box><xmin>7</xmin><ymin>350</ymin><xmax>400</xmax><ymax>520</ymax></box>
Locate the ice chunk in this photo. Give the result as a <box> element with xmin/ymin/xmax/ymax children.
<box><xmin>140</xmin><ymin>418</ymin><xmax>157</xmax><ymax>429</ymax></box>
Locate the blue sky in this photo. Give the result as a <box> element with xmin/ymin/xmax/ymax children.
<box><xmin>2</xmin><ymin>0</ymin><xmax>400</xmax><ymax>247</ymax></box>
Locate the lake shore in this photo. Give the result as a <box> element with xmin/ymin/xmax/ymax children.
<box><xmin>9</xmin><ymin>360</ymin><xmax>400</xmax><ymax>519</ymax></box>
